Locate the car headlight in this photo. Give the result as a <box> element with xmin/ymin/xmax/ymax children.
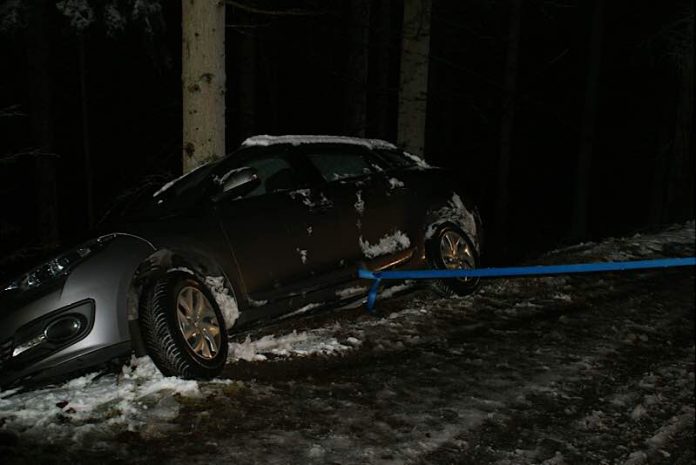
<box><xmin>2</xmin><ymin>235</ymin><xmax>116</xmax><ymax>293</ymax></box>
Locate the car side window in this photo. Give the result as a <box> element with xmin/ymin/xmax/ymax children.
<box><xmin>215</xmin><ymin>152</ymin><xmax>303</xmax><ymax>199</ymax></box>
<box><xmin>306</xmin><ymin>151</ymin><xmax>374</xmax><ymax>182</ymax></box>
<box><xmin>241</xmin><ymin>156</ymin><xmax>301</xmax><ymax>197</ymax></box>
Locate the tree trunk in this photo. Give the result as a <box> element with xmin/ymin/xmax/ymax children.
<box><xmin>78</xmin><ymin>34</ymin><xmax>94</xmax><ymax>229</ymax></box>
<box><xmin>24</xmin><ymin>0</ymin><xmax>59</xmax><ymax>245</ymax></box>
<box><xmin>494</xmin><ymin>0</ymin><xmax>522</xmax><ymax>245</ymax></box>
<box><xmin>397</xmin><ymin>0</ymin><xmax>431</xmax><ymax>157</ymax></box>
<box><xmin>572</xmin><ymin>0</ymin><xmax>604</xmax><ymax>240</ymax></box>
<box><xmin>182</xmin><ymin>0</ymin><xmax>226</xmax><ymax>173</ymax></box>
<box><xmin>344</xmin><ymin>0</ymin><xmax>370</xmax><ymax>137</ymax></box>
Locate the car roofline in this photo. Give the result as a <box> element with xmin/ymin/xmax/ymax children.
<box><xmin>241</xmin><ymin>134</ymin><xmax>398</xmax><ymax>151</ymax></box>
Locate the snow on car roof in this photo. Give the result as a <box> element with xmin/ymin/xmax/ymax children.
<box><xmin>241</xmin><ymin>134</ymin><xmax>398</xmax><ymax>150</ymax></box>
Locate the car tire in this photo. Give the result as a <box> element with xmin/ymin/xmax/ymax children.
<box><xmin>427</xmin><ymin>224</ymin><xmax>480</xmax><ymax>297</ymax></box>
<box><xmin>139</xmin><ymin>271</ymin><xmax>228</xmax><ymax>379</ymax></box>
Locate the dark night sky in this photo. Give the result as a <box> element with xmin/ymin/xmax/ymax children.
<box><xmin>0</xmin><ymin>0</ymin><xmax>693</xmax><ymax>276</ymax></box>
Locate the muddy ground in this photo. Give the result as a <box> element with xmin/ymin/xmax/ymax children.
<box><xmin>1</xmin><ymin>225</ymin><xmax>694</xmax><ymax>465</ymax></box>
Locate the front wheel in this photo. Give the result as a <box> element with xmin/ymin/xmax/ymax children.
<box><xmin>427</xmin><ymin>225</ymin><xmax>480</xmax><ymax>297</ymax></box>
<box><xmin>139</xmin><ymin>272</ymin><xmax>229</xmax><ymax>379</ymax></box>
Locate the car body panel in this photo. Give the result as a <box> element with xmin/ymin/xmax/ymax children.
<box><xmin>0</xmin><ymin>234</ymin><xmax>155</xmax><ymax>386</ymax></box>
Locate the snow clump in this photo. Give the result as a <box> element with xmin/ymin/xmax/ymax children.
<box><xmin>354</xmin><ymin>190</ymin><xmax>365</xmax><ymax>214</ymax></box>
<box><xmin>296</xmin><ymin>248</ymin><xmax>308</xmax><ymax>264</ymax></box>
<box><xmin>56</xmin><ymin>0</ymin><xmax>95</xmax><ymax>30</ymax></box>
<box><xmin>229</xmin><ymin>331</ymin><xmax>352</xmax><ymax>362</ymax></box>
<box><xmin>388</xmin><ymin>177</ymin><xmax>405</xmax><ymax>189</ymax></box>
<box><xmin>0</xmin><ymin>356</ymin><xmax>200</xmax><ymax>445</ymax></box>
<box><xmin>359</xmin><ymin>230</ymin><xmax>411</xmax><ymax>258</ymax></box>
<box><xmin>204</xmin><ymin>276</ymin><xmax>239</xmax><ymax>329</ymax></box>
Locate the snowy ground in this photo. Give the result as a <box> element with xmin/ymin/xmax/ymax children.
<box><xmin>0</xmin><ymin>223</ymin><xmax>693</xmax><ymax>465</ymax></box>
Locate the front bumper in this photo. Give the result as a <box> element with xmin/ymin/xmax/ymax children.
<box><xmin>0</xmin><ymin>235</ymin><xmax>155</xmax><ymax>388</ymax></box>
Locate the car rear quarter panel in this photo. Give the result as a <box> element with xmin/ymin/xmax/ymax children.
<box><xmin>401</xmin><ymin>167</ymin><xmax>481</xmax><ymax>252</ymax></box>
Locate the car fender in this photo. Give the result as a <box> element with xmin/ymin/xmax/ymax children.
<box><xmin>126</xmin><ymin>245</ymin><xmax>243</xmax><ymax>324</ymax></box>
<box><xmin>61</xmin><ymin>233</ymin><xmax>157</xmax><ymax>349</ymax></box>
<box><xmin>423</xmin><ymin>192</ymin><xmax>482</xmax><ymax>254</ymax></box>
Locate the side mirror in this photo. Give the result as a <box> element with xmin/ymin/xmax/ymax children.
<box><xmin>211</xmin><ymin>166</ymin><xmax>261</xmax><ymax>203</ymax></box>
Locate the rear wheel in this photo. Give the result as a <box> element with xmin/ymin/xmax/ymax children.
<box><xmin>139</xmin><ymin>272</ymin><xmax>228</xmax><ymax>379</ymax></box>
<box><xmin>428</xmin><ymin>225</ymin><xmax>480</xmax><ymax>297</ymax></box>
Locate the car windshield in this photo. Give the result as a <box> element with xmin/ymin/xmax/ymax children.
<box><xmin>152</xmin><ymin>162</ymin><xmax>218</xmax><ymax>200</ymax></box>
<box><xmin>100</xmin><ymin>161</ymin><xmax>220</xmax><ymax>224</ymax></box>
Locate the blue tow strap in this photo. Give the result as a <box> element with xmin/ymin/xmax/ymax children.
<box><xmin>358</xmin><ymin>257</ymin><xmax>696</xmax><ymax>313</ymax></box>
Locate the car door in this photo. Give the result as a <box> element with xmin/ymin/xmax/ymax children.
<box><xmin>363</xmin><ymin>150</ymin><xmax>425</xmax><ymax>261</ymax></box>
<box><xmin>297</xmin><ymin>144</ymin><xmax>415</xmax><ymax>271</ymax></box>
<box><xmin>212</xmin><ymin>148</ymin><xmax>319</xmax><ymax>305</ymax></box>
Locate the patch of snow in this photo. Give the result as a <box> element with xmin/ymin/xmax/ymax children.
<box><xmin>241</xmin><ymin>135</ymin><xmax>397</xmax><ymax>151</ymax></box>
<box><xmin>296</xmin><ymin>248</ymin><xmax>308</xmax><ymax>264</ymax></box>
<box><xmin>425</xmin><ymin>193</ymin><xmax>478</xmax><ymax>250</ymax></box>
<box><xmin>380</xmin><ymin>282</ymin><xmax>415</xmax><ymax>298</ymax></box>
<box><xmin>645</xmin><ymin>408</ymin><xmax>694</xmax><ymax>449</ymax></box>
<box><xmin>630</xmin><ymin>404</ymin><xmax>647</xmax><ymax>420</ymax></box>
<box><xmin>354</xmin><ymin>190</ymin><xmax>365</xmax><ymax>215</ymax></box>
<box><xmin>388</xmin><ymin>177</ymin><xmax>405</xmax><ymax>189</ymax></box>
<box><xmin>56</xmin><ymin>0</ymin><xmax>95</xmax><ymax>31</ymax></box>
<box><xmin>336</xmin><ymin>286</ymin><xmax>366</xmax><ymax>299</ymax></box>
<box><xmin>576</xmin><ymin>410</ymin><xmax>609</xmax><ymax>431</ymax></box>
<box><xmin>401</xmin><ymin>150</ymin><xmax>431</xmax><ymax>168</ymax></box>
<box><xmin>228</xmin><ymin>330</ymin><xmax>351</xmax><ymax>362</ymax></box>
<box><xmin>541</xmin><ymin>452</ymin><xmax>566</xmax><ymax>465</ymax></box>
<box><xmin>289</xmin><ymin>189</ymin><xmax>331</xmax><ymax>209</ymax></box>
<box><xmin>308</xmin><ymin>444</ymin><xmax>325</xmax><ymax>458</ymax></box>
<box><xmin>359</xmin><ymin>230</ymin><xmax>411</xmax><ymax>258</ymax></box>
<box><xmin>0</xmin><ymin>356</ymin><xmax>201</xmax><ymax>445</ymax></box>
<box><xmin>289</xmin><ymin>188</ymin><xmax>314</xmax><ymax>207</ymax></box>
<box><xmin>552</xmin><ymin>292</ymin><xmax>573</xmax><ymax>302</ymax></box>
<box><xmin>306</xmin><ymin>226</ymin><xmax>313</xmax><ymax>235</ymax></box>
<box><xmin>543</xmin><ymin>220</ymin><xmax>695</xmax><ymax>261</ymax></box>
<box><xmin>204</xmin><ymin>276</ymin><xmax>239</xmax><ymax>329</ymax></box>
<box><xmin>167</xmin><ymin>266</ymin><xmax>195</xmax><ymax>275</ymax></box>
<box><xmin>318</xmin><ymin>193</ymin><xmax>332</xmax><ymax>208</ymax></box>
<box><xmin>282</xmin><ymin>302</ymin><xmax>322</xmax><ymax>319</ymax></box>
<box><xmin>623</xmin><ymin>451</ymin><xmax>648</xmax><ymax>465</ymax></box>
<box><xmin>247</xmin><ymin>297</ymin><xmax>268</xmax><ymax>308</ymax></box>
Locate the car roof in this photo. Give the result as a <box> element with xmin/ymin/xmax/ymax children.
<box><xmin>241</xmin><ymin>135</ymin><xmax>398</xmax><ymax>151</ymax></box>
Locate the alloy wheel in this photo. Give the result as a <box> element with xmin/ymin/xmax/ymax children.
<box><xmin>176</xmin><ymin>286</ymin><xmax>222</xmax><ymax>360</ymax></box>
<box><xmin>439</xmin><ymin>230</ymin><xmax>476</xmax><ymax>281</ymax></box>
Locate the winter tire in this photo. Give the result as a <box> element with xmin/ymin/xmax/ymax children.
<box><xmin>139</xmin><ymin>271</ymin><xmax>228</xmax><ymax>379</ymax></box>
<box><xmin>427</xmin><ymin>224</ymin><xmax>480</xmax><ymax>297</ymax></box>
